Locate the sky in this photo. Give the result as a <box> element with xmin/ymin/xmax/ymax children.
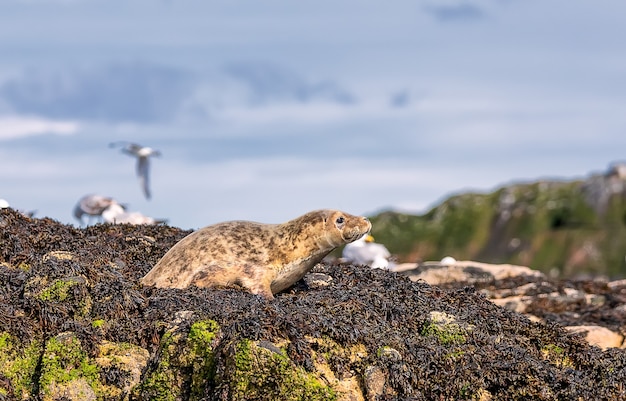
<box><xmin>1</xmin><ymin>0</ymin><xmax>626</xmax><ymax>230</ymax></box>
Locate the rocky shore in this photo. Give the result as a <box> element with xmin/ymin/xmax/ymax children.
<box><xmin>1</xmin><ymin>208</ymin><xmax>625</xmax><ymax>400</ymax></box>
<box><xmin>395</xmin><ymin>261</ymin><xmax>626</xmax><ymax>350</ymax></box>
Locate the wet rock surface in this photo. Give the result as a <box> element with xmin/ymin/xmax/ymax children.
<box><xmin>1</xmin><ymin>209</ymin><xmax>626</xmax><ymax>400</ymax></box>
<box><xmin>399</xmin><ymin>261</ymin><xmax>626</xmax><ymax>349</ymax></box>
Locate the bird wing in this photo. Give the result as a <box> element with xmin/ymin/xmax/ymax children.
<box><xmin>81</xmin><ymin>195</ymin><xmax>114</xmax><ymax>215</ymax></box>
<box><xmin>137</xmin><ymin>156</ymin><xmax>151</xmax><ymax>199</ymax></box>
<box><xmin>110</xmin><ymin>141</ymin><xmax>142</xmax><ymax>156</ymax></box>
<box><xmin>122</xmin><ymin>143</ymin><xmax>143</xmax><ymax>156</ymax></box>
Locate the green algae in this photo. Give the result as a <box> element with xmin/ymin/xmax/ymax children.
<box><xmin>541</xmin><ymin>344</ymin><xmax>574</xmax><ymax>369</ymax></box>
<box><xmin>420</xmin><ymin>322</ymin><xmax>466</xmax><ymax>345</ymax></box>
<box><xmin>135</xmin><ymin>319</ymin><xmax>220</xmax><ymax>401</ymax></box>
<box><xmin>420</xmin><ymin>312</ymin><xmax>468</xmax><ymax>346</ymax></box>
<box><xmin>39</xmin><ymin>278</ymin><xmax>76</xmax><ymax>302</ymax></box>
<box><xmin>32</xmin><ymin>277</ymin><xmax>93</xmax><ymax>318</ymax></box>
<box><xmin>186</xmin><ymin>320</ymin><xmax>219</xmax><ymax>399</ymax></box>
<box><xmin>39</xmin><ymin>332</ymin><xmax>101</xmax><ymax>399</ymax></box>
<box><xmin>0</xmin><ymin>332</ymin><xmax>41</xmax><ymax>399</ymax></box>
<box><xmin>92</xmin><ymin>319</ymin><xmax>105</xmax><ymax>329</ymax></box>
<box><xmin>17</xmin><ymin>262</ymin><xmax>31</xmax><ymax>271</ymax></box>
<box><xmin>135</xmin><ymin>331</ymin><xmax>181</xmax><ymax>401</ymax></box>
<box><xmin>225</xmin><ymin>338</ymin><xmax>336</xmax><ymax>401</ymax></box>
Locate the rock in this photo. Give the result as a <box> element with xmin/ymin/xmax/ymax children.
<box><xmin>608</xmin><ymin>278</ymin><xmax>626</xmax><ymax>290</ymax></box>
<box><xmin>363</xmin><ymin>365</ymin><xmax>386</xmax><ymax>401</ymax></box>
<box><xmin>401</xmin><ymin>260</ymin><xmax>544</xmax><ymax>286</ymax></box>
<box><xmin>95</xmin><ymin>341</ymin><xmax>150</xmax><ymax>400</ymax></box>
<box><xmin>489</xmin><ymin>295</ymin><xmax>533</xmax><ymax>314</ymax></box>
<box><xmin>304</xmin><ymin>272</ymin><xmax>334</xmax><ymax>289</ymax></box>
<box><xmin>565</xmin><ymin>325</ymin><xmax>624</xmax><ymax>349</ymax></box>
<box><xmin>2</xmin><ymin>208</ymin><xmax>626</xmax><ymax>400</ymax></box>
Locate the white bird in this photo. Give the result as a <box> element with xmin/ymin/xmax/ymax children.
<box><xmin>101</xmin><ymin>203</ymin><xmax>165</xmax><ymax>225</ymax></box>
<box><xmin>109</xmin><ymin>141</ymin><xmax>161</xmax><ymax>200</ymax></box>
<box><xmin>73</xmin><ymin>194</ymin><xmax>118</xmax><ymax>225</ymax></box>
<box><xmin>0</xmin><ymin>199</ymin><xmax>9</xmax><ymax>209</ymax></box>
<box><xmin>440</xmin><ymin>256</ymin><xmax>457</xmax><ymax>266</ymax></box>
<box><xmin>342</xmin><ymin>234</ymin><xmax>392</xmax><ymax>269</ymax></box>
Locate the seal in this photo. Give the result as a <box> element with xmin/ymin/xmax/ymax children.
<box><xmin>141</xmin><ymin>209</ymin><xmax>371</xmax><ymax>299</ymax></box>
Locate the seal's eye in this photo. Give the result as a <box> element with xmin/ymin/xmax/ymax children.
<box><xmin>335</xmin><ymin>216</ymin><xmax>345</xmax><ymax>226</ymax></box>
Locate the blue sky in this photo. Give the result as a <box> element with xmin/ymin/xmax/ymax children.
<box><xmin>1</xmin><ymin>0</ymin><xmax>626</xmax><ymax>229</ymax></box>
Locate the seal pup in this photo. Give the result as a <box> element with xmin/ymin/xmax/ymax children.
<box><xmin>109</xmin><ymin>141</ymin><xmax>161</xmax><ymax>200</ymax></box>
<box><xmin>141</xmin><ymin>209</ymin><xmax>371</xmax><ymax>299</ymax></box>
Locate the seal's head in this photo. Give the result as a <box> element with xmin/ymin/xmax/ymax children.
<box><xmin>318</xmin><ymin>209</ymin><xmax>371</xmax><ymax>248</ymax></box>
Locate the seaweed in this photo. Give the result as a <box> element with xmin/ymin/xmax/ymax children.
<box><xmin>0</xmin><ymin>208</ymin><xmax>625</xmax><ymax>400</ymax></box>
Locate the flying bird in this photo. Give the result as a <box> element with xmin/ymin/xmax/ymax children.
<box><xmin>73</xmin><ymin>194</ymin><xmax>119</xmax><ymax>225</ymax></box>
<box><xmin>109</xmin><ymin>141</ymin><xmax>161</xmax><ymax>200</ymax></box>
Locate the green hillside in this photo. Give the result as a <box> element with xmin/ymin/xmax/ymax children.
<box><xmin>369</xmin><ymin>166</ymin><xmax>626</xmax><ymax>278</ymax></box>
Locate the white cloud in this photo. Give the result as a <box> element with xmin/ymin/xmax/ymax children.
<box><xmin>0</xmin><ymin>62</ymin><xmax>194</xmax><ymax>123</ymax></box>
<box><xmin>0</xmin><ymin>115</ymin><xmax>79</xmax><ymax>140</ymax></box>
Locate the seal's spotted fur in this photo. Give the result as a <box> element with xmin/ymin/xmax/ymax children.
<box><xmin>141</xmin><ymin>209</ymin><xmax>371</xmax><ymax>299</ymax></box>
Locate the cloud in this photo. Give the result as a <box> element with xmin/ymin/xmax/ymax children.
<box><xmin>0</xmin><ymin>62</ymin><xmax>195</xmax><ymax>123</ymax></box>
<box><xmin>0</xmin><ymin>115</ymin><xmax>79</xmax><ymax>140</ymax></box>
<box><xmin>389</xmin><ymin>90</ymin><xmax>411</xmax><ymax>108</ymax></box>
<box><xmin>224</xmin><ymin>61</ymin><xmax>356</xmax><ymax>105</ymax></box>
<box><xmin>424</xmin><ymin>3</ymin><xmax>485</xmax><ymax>22</ymax></box>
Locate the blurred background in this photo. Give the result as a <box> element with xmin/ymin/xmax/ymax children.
<box><xmin>1</xmin><ymin>0</ymin><xmax>625</xmax><ymax>229</ymax></box>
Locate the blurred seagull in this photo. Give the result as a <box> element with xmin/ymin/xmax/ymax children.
<box><xmin>101</xmin><ymin>203</ymin><xmax>166</xmax><ymax>225</ymax></box>
<box><xmin>73</xmin><ymin>194</ymin><xmax>118</xmax><ymax>225</ymax></box>
<box><xmin>342</xmin><ymin>234</ymin><xmax>392</xmax><ymax>270</ymax></box>
<box><xmin>109</xmin><ymin>141</ymin><xmax>161</xmax><ymax>200</ymax></box>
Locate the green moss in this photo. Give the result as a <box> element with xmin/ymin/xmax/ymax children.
<box><xmin>445</xmin><ymin>349</ymin><xmax>466</xmax><ymax>360</ymax></box>
<box><xmin>91</xmin><ymin>319</ymin><xmax>105</xmax><ymax>328</ymax></box>
<box><xmin>38</xmin><ymin>278</ymin><xmax>76</xmax><ymax>302</ymax></box>
<box><xmin>421</xmin><ymin>322</ymin><xmax>466</xmax><ymax>345</ymax></box>
<box><xmin>186</xmin><ymin>320</ymin><xmax>219</xmax><ymax>399</ymax></box>
<box><xmin>136</xmin><ymin>319</ymin><xmax>220</xmax><ymax>401</ymax></box>
<box><xmin>135</xmin><ymin>331</ymin><xmax>180</xmax><ymax>401</ymax></box>
<box><xmin>17</xmin><ymin>262</ymin><xmax>31</xmax><ymax>271</ymax></box>
<box><xmin>226</xmin><ymin>339</ymin><xmax>336</xmax><ymax>401</ymax></box>
<box><xmin>420</xmin><ymin>313</ymin><xmax>468</xmax><ymax>346</ymax></box>
<box><xmin>541</xmin><ymin>344</ymin><xmax>574</xmax><ymax>368</ymax></box>
<box><xmin>34</xmin><ymin>277</ymin><xmax>93</xmax><ymax>318</ymax></box>
<box><xmin>0</xmin><ymin>332</ymin><xmax>41</xmax><ymax>399</ymax></box>
<box><xmin>39</xmin><ymin>332</ymin><xmax>102</xmax><ymax>399</ymax></box>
